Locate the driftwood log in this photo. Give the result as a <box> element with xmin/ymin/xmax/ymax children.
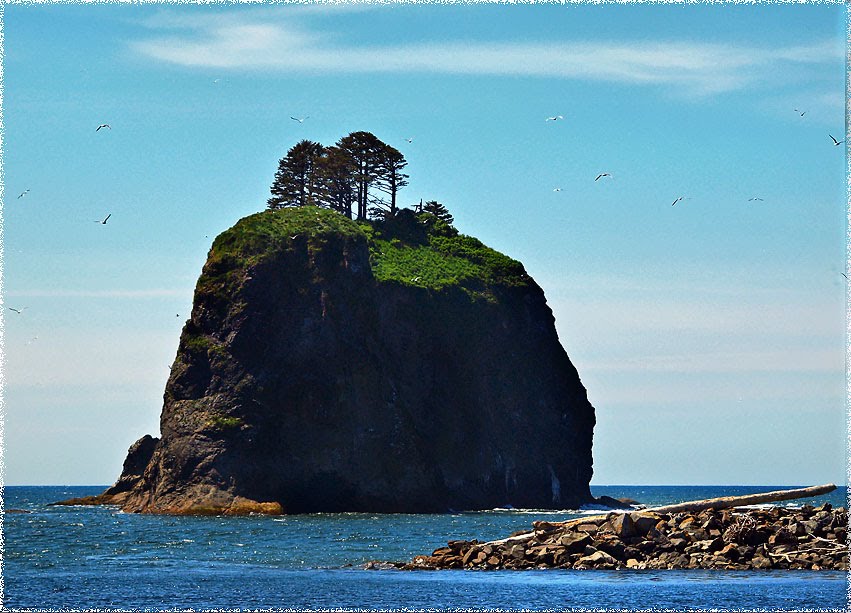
<box><xmin>647</xmin><ymin>483</ymin><xmax>837</xmax><ymax>514</ymax></box>
<box><xmin>495</xmin><ymin>483</ymin><xmax>838</xmax><ymax>547</ymax></box>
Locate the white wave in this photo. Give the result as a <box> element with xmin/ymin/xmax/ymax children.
<box><xmin>476</xmin><ymin>507</ymin><xmax>600</xmax><ymax>515</ymax></box>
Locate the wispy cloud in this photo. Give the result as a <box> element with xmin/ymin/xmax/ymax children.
<box><xmin>129</xmin><ymin>10</ymin><xmax>841</xmax><ymax>96</ymax></box>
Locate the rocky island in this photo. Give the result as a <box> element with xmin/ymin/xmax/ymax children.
<box><xmin>65</xmin><ymin>205</ymin><xmax>598</xmax><ymax>514</ymax></box>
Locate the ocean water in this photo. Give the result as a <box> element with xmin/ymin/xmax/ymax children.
<box><xmin>4</xmin><ymin>485</ymin><xmax>847</xmax><ymax>611</ymax></box>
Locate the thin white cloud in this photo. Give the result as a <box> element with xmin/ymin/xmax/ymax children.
<box><xmin>129</xmin><ymin>11</ymin><xmax>841</xmax><ymax>96</ymax></box>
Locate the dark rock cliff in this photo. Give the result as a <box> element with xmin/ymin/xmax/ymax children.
<box><xmin>95</xmin><ymin>207</ymin><xmax>596</xmax><ymax>514</ymax></box>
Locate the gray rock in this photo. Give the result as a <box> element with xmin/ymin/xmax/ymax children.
<box><xmin>576</xmin><ymin>550</ymin><xmax>617</xmax><ymax>568</ymax></box>
<box><xmin>608</xmin><ymin>513</ymin><xmax>637</xmax><ymax>539</ymax></box>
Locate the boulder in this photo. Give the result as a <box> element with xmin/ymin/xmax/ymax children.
<box><xmin>559</xmin><ymin>532</ymin><xmax>592</xmax><ymax>553</ymax></box>
<box><xmin>608</xmin><ymin>513</ymin><xmax>637</xmax><ymax>539</ymax></box>
<box><xmin>630</xmin><ymin>511</ymin><xmax>664</xmax><ymax>535</ymax></box>
<box><xmin>595</xmin><ymin>495</ymin><xmax>634</xmax><ymax>510</ymax></box>
<box><xmin>575</xmin><ymin>550</ymin><xmax>617</xmax><ymax>568</ymax></box>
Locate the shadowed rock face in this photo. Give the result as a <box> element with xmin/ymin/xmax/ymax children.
<box><xmin>97</xmin><ymin>208</ymin><xmax>596</xmax><ymax>514</ymax></box>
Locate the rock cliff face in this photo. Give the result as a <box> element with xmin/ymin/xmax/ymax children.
<box><xmin>100</xmin><ymin>207</ymin><xmax>596</xmax><ymax>514</ymax></box>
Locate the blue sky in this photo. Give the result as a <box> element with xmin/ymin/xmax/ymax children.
<box><xmin>3</xmin><ymin>2</ymin><xmax>846</xmax><ymax>488</ymax></box>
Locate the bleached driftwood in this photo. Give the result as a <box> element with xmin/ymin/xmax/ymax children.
<box><xmin>646</xmin><ymin>483</ymin><xmax>836</xmax><ymax>515</ymax></box>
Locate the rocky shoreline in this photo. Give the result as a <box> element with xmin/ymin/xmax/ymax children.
<box><xmin>382</xmin><ymin>504</ymin><xmax>847</xmax><ymax>571</ymax></box>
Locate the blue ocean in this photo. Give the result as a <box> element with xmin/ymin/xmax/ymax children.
<box><xmin>4</xmin><ymin>485</ymin><xmax>847</xmax><ymax>611</ymax></box>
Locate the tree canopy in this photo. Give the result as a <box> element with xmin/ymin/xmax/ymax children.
<box><xmin>268</xmin><ymin>131</ymin><xmax>415</xmax><ymax>222</ymax></box>
<box><xmin>421</xmin><ymin>200</ymin><xmax>454</xmax><ymax>225</ymax></box>
<box><xmin>267</xmin><ymin>140</ymin><xmax>325</xmax><ymax>209</ymax></box>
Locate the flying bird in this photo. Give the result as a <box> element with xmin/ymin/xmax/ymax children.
<box><xmin>96</xmin><ymin>124</ymin><xmax>111</xmax><ymax>131</ymax></box>
<box><xmin>842</xmin><ymin>273</ymin><xmax>849</xmax><ymax>281</ymax></box>
<box><xmin>671</xmin><ymin>196</ymin><xmax>685</xmax><ymax>206</ymax></box>
<box><xmin>748</xmin><ymin>197</ymin><xmax>764</xmax><ymax>201</ymax></box>
<box><xmin>552</xmin><ymin>187</ymin><xmax>562</xmax><ymax>192</ymax></box>
<box><xmin>829</xmin><ymin>134</ymin><xmax>844</xmax><ymax>146</ymax></box>
<box><xmin>17</xmin><ymin>189</ymin><xmax>29</xmax><ymax>199</ymax></box>
<box><xmin>545</xmin><ymin>115</ymin><xmax>564</xmax><ymax>122</ymax></box>
<box><xmin>595</xmin><ymin>173</ymin><xmax>612</xmax><ymax>181</ymax></box>
<box><xmin>794</xmin><ymin>109</ymin><xmax>806</xmax><ymax>117</ymax></box>
<box><xmin>8</xmin><ymin>307</ymin><xmax>27</xmax><ymax>314</ymax></box>
<box><xmin>404</xmin><ymin>137</ymin><xmax>414</xmax><ymax>143</ymax></box>
<box><xmin>95</xmin><ymin>213</ymin><xmax>111</xmax><ymax>224</ymax></box>
<box><xmin>290</xmin><ymin>116</ymin><xmax>309</xmax><ymax>123</ymax></box>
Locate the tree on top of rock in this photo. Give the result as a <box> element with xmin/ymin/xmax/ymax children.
<box><xmin>336</xmin><ymin>131</ymin><xmax>385</xmax><ymax>220</ymax></box>
<box><xmin>318</xmin><ymin>145</ymin><xmax>356</xmax><ymax>219</ymax></box>
<box><xmin>374</xmin><ymin>144</ymin><xmax>409</xmax><ymax>217</ymax></box>
<box><xmin>268</xmin><ymin>140</ymin><xmax>326</xmax><ymax>209</ymax></box>
<box><xmin>421</xmin><ymin>200</ymin><xmax>454</xmax><ymax>225</ymax></box>
<box><xmin>267</xmin><ymin>131</ymin><xmax>411</xmax><ymax>221</ymax></box>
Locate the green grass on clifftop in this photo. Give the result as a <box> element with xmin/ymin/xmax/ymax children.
<box><xmin>197</xmin><ymin>207</ymin><xmax>362</xmax><ymax>308</ymax></box>
<box><xmin>199</xmin><ymin>206</ymin><xmax>530</xmax><ymax>303</ymax></box>
<box><xmin>361</xmin><ymin>211</ymin><xmax>529</xmax><ymax>293</ymax></box>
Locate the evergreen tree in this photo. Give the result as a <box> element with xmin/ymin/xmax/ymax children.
<box><xmin>374</xmin><ymin>144</ymin><xmax>409</xmax><ymax>217</ymax></box>
<box><xmin>422</xmin><ymin>200</ymin><xmax>454</xmax><ymax>224</ymax></box>
<box><xmin>267</xmin><ymin>140</ymin><xmax>326</xmax><ymax>209</ymax></box>
<box><xmin>317</xmin><ymin>146</ymin><xmax>356</xmax><ymax>218</ymax></box>
<box><xmin>336</xmin><ymin>131</ymin><xmax>384</xmax><ymax>220</ymax></box>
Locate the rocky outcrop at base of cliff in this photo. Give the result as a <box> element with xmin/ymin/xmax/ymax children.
<box><xmin>390</xmin><ymin>504</ymin><xmax>848</xmax><ymax>571</ymax></box>
<box><xmin>70</xmin><ymin>206</ymin><xmax>597</xmax><ymax>515</ymax></box>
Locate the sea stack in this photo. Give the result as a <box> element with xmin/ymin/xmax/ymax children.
<box><xmin>91</xmin><ymin>206</ymin><xmax>597</xmax><ymax>514</ymax></box>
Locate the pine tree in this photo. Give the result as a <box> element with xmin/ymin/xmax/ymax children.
<box><xmin>317</xmin><ymin>146</ymin><xmax>356</xmax><ymax>218</ymax></box>
<box><xmin>422</xmin><ymin>200</ymin><xmax>454</xmax><ymax>224</ymax></box>
<box><xmin>374</xmin><ymin>144</ymin><xmax>409</xmax><ymax>217</ymax></box>
<box><xmin>267</xmin><ymin>140</ymin><xmax>326</xmax><ymax>209</ymax></box>
<box><xmin>336</xmin><ymin>131</ymin><xmax>384</xmax><ymax>220</ymax></box>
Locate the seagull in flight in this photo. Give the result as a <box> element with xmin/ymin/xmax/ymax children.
<box><xmin>671</xmin><ymin>196</ymin><xmax>686</xmax><ymax>206</ymax></box>
<box><xmin>829</xmin><ymin>134</ymin><xmax>844</xmax><ymax>146</ymax></box>
<box><xmin>8</xmin><ymin>306</ymin><xmax>27</xmax><ymax>314</ymax></box>
<box><xmin>748</xmin><ymin>197</ymin><xmax>764</xmax><ymax>201</ymax></box>
<box><xmin>842</xmin><ymin>272</ymin><xmax>849</xmax><ymax>281</ymax></box>
<box><xmin>96</xmin><ymin>124</ymin><xmax>111</xmax><ymax>132</ymax></box>
<box><xmin>595</xmin><ymin>173</ymin><xmax>612</xmax><ymax>181</ymax></box>
<box><xmin>95</xmin><ymin>213</ymin><xmax>111</xmax><ymax>224</ymax></box>
<box><xmin>404</xmin><ymin>137</ymin><xmax>414</xmax><ymax>143</ymax></box>
<box><xmin>17</xmin><ymin>189</ymin><xmax>29</xmax><ymax>199</ymax></box>
<box><xmin>794</xmin><ymin>109</ymin><xmax>806</xmax><ymax>117</ymax></box>
<box><xmin>290</xmin><ymin>116</ymin><xmax>309</xmax><ymax>123</ymax></box>
<box><xmin>545</xmin><ymin>115</ymin><xmax>564</xmax><ymax>122</ymax></box>
<box><xmin>552</xmin><ymin>187</ymin><xmax>562</xmax><ymax>192</ymax></box>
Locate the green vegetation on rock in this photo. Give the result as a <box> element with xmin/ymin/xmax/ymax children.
<box><xmin>208</xmin><ymin>413</ymin><xmax>244</xmax><ymax>431</ymax></box>
<box><xmin>196</xmin><ymin>207</ymin><xmax>362</xmax><ymax>311</ymax></box>
<box><xmin>364</xmin><ymin>211</ymin><xmax>528</xmax><ymax>293</ymax></box>
<box><xmin>196</xmin><ymin>205</ymin><xmax>530</xmax><ymax>309</ymax></box>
